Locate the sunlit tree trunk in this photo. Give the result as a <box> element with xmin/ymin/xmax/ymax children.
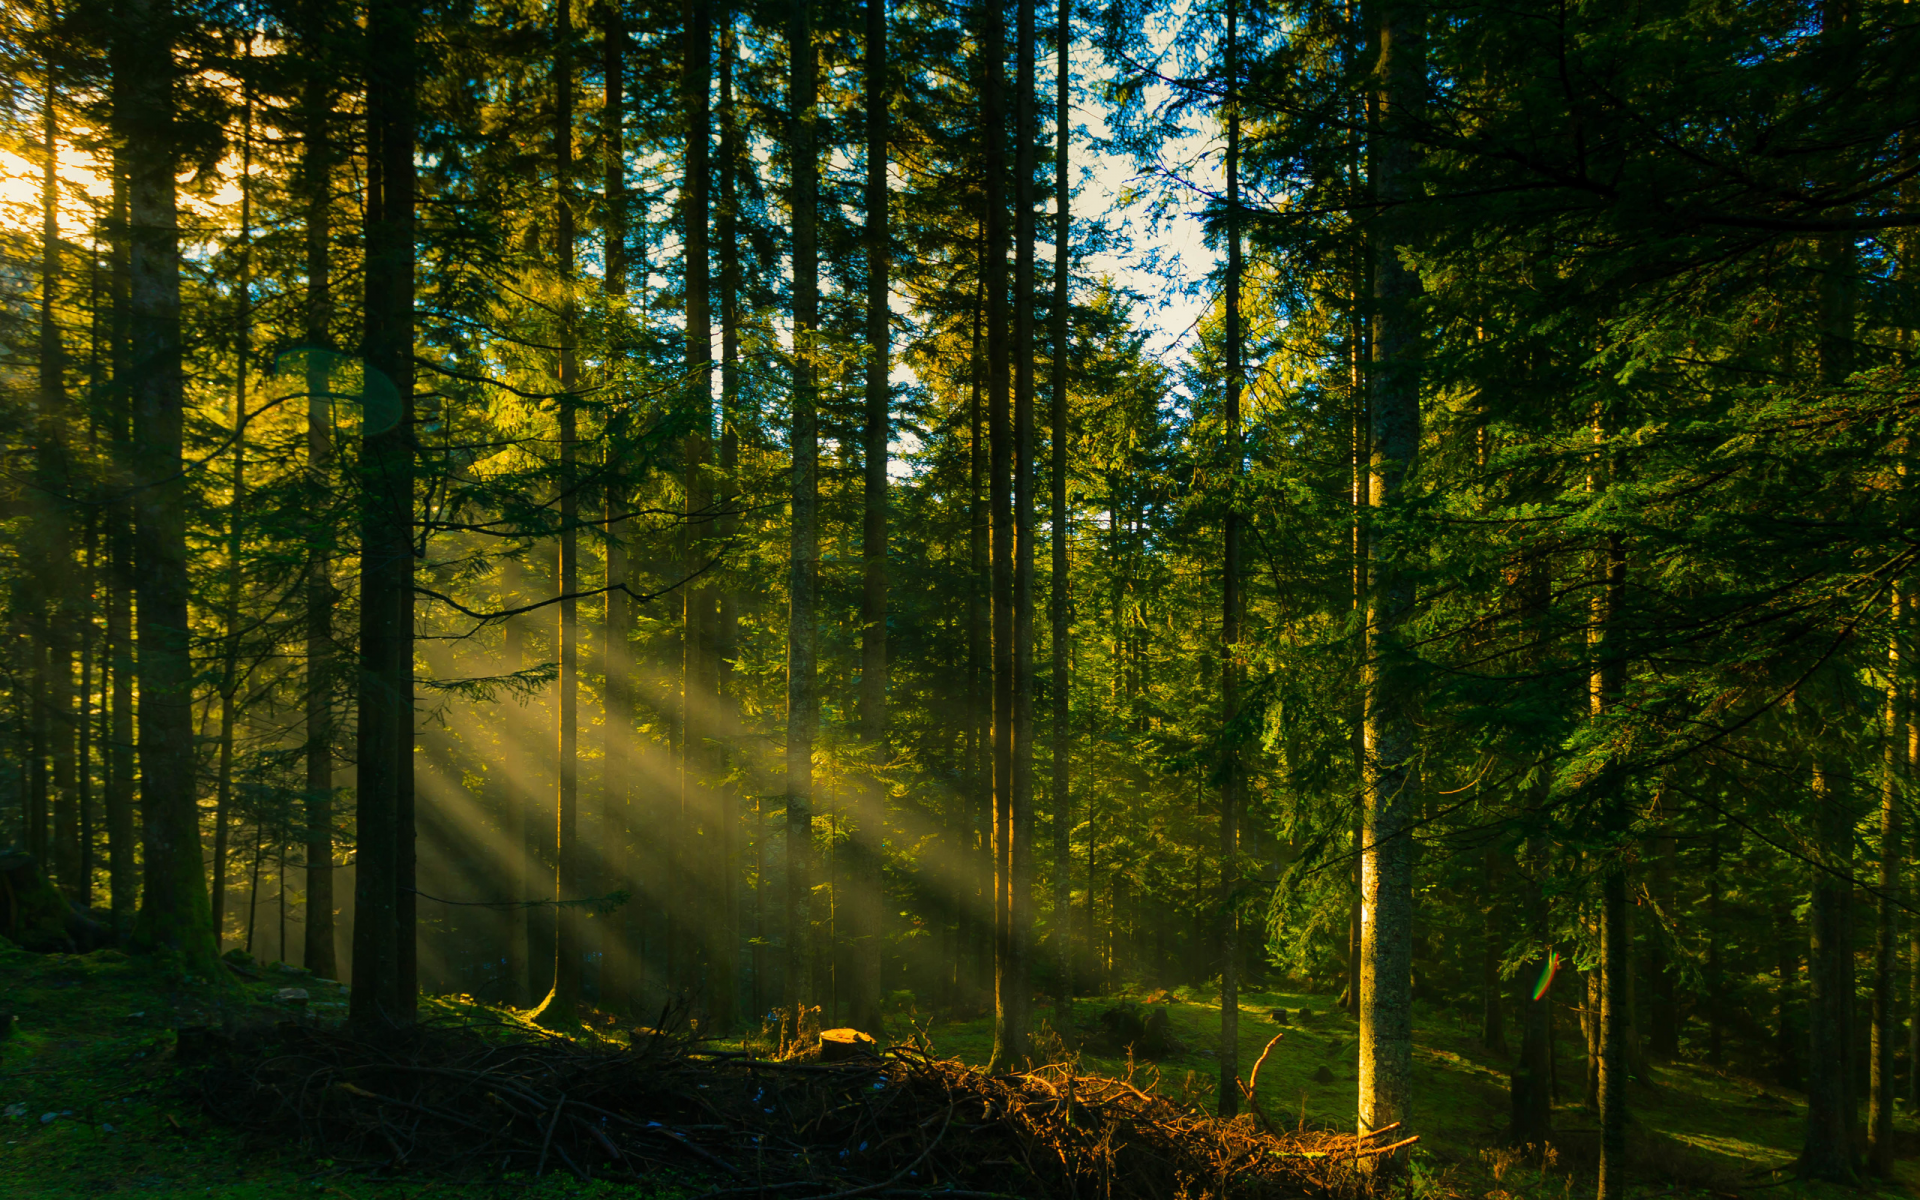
<box><xmin>37</xmin><ymin>40</ymin><xmax>81</xmax><ymax>901</ymax></box>
<box><xmin>1357</xmin><ymin>0</ymin><xmax>1422</xmax><ymax>1163</ymax></box>
<box><xmin>965</xmin><ymin>263</ymin><xmax>989</xmax><ymax>1006</ymax></box>
<box><xmin>211</xmin><ymin>89</ymin><xmax>255</xmax><ymax>952</ymax></box>
<box><xmin>103</xmin><ymin>152</ymin><xmax>137</xmax><ymax>935</ymax></box>
<box><xmin>535</xmin><ymin>0</ymin><xmax>584</xmax><ymax>1029</ymax></box>
<box><xmin>599</xmin><ymin>0</ymin><xmax>633</xmax><ymax>1016</ymax></box>
<box><xmin>122</xmin><ymin>0</ymin><xmax>220</xmax><ymax>976</ymax></box>
<box><xmin>983</xmin><ymin>0</ymin><xmax>1020</xmax><ymax>1071</ymax></box>
<box><xmin>715</xmin><ymin>7</ymin><xmax>744</xmax><ymax>1033</ymax></box>
<box><xmin>502</xmin><ymin>556</ymin><xmax>532</xmax><ymax>1005</ymax></box>
<box><xmin>673</xmin><ymin>0</ymin><xmax>715</xmax><ymax>1007</ymax></box>
<box><xmin>301</xmin><ymin>31</ymin><xmax>339</xmax><ymax>981</ymax></box>
<box><xmin>349</xmin><ymin>0</ymin><xmax>418</xmax><ymax>1029</ymax></box>
<box><xmin>785</xmin><ymin>0</ymin><xmax>820</xmax><ymax>1024</ymax></box>
<box><xmin>846</xmin><ymin>0</ymin><xmax>890</xmax><ymax>1039</ymax></box>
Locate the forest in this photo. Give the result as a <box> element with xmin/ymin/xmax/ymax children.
<box><xmin>1</xmin><ymin>0</ymin><xmax>1917</xmax><ymax>1193</ymax></box>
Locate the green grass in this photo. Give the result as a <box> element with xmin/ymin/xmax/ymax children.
<box><xmin>3</xmin><ymin>944</ymin><xmax>1915</xmax><ymax>1199</ymax></box>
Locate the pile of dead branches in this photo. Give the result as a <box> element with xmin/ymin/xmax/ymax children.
<box><xmin>193</xmin><ymin>1018</ymin><xmax>1410</xmax><ymax>1198</ymax></box>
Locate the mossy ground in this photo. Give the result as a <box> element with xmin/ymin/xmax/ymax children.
<box><xmin>1</xmin><ymin>947</ymin><xmax>1913</xmax><ymax>1199</ymax></box>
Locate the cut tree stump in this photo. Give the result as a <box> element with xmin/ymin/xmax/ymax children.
<box><xmin>819</xmin><ymin>1028</ymin><xmax>879</xmax><ymax>1061</ymax></box>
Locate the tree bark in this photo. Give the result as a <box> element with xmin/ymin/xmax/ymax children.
<box><xmin>302</xmin><ymin>28</ymin><xmax>339</xmax><ymax>980</ymax></box>
<box><xmin>534</xmin><ymin>0</ymin><xmax>583</xmax><ymax>1028</ymax></box>
<box><xmin>982</xmin><ymin>0</ymin><xmax>1019</xmax><ymax>1071</ymax></box>
<box><xmin>122</xmin><ymin>0</ymin><xmax>220</xmax><ymax>976</ymax></box>
<box><xmin>1593</xmin><ymin>526</ymin><xmax>1629</xmax><ymax>1200</ymax></box>
<box><xmin>36</xmin><ymin>42</ymin><xmax>81</xmax><ymax>902</ymax></box>
<box><xmin>716</xmin><ymin>4</ymin><xmax>744</xmax><ymax>1030</ymax></box>
<box><xmin>846</xmin><ymin>0</ymin><xmax>890</xmax><ymax>1040</ymax></box>
<box><xmin>1049</xmin><ymin>0</ymin><xmax>1072</xmax><ymax>1029</ymax></box>
<box><xmin>1216</xmin><ymin>0</ymin><xmax>1243</xmax><ymax>1119</ymax></box>
<box><xmin>599</xmin><ymin>0</ymin><xmax>633</xmax><ymax>1015</ymax></box>
<box><xmin>1801</xmin><ymin>759</ymin><xmax>1858</xmax><ymax>1182</ymax></box>
<box><xmin>104</xmin><ymin>155</ymin><xmax>136</xmax><ymax>936</ymax></box>
<box><xmin>675</xmin><ymin>0</ymin><xmax>715</xmax><ymax>1009</ymax></box>
<box><xmin>349</xmin><ymin>0</ymin><xmax>418</xmax><ymax>1029</ymax></box>
<box><xmin>1357</xmin><ymin>0</ymin><xmax>1421</xmax><ymax>1162</ymax></box>
<box><xmin>1869</xmin><ymin>591</ymin><xmax>1904</xmax><ymax>1175</ymax></box>
<box><xmin>785</xmin><ymin>0</ymin><xmax>820</xmax><ymax>1024</ymax></box>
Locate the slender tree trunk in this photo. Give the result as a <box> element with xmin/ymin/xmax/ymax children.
<box><xmin>1802</xmin><ymin>137</ymin><xmax>1859</xmax><ymax>1175</ymax></box>
<box><xmin>966</xmin><ymin>263</ymin><xmax>989</xmax><ymax>1007</ymax></box>
<box><xmin>1357</xmin><ymin>0</ymin><xmax>1421</xmax><ymax>1161</ymax></box>
<box><xmin>1706</xmin><ymin>825</ymin><xmax>1724</xmax><ymax>1066</ymax></box>
<box><xmin>1593</xmin><ymin>521</ymin><xmax>1629</xmax><ymax>1200</ymax></box>
<box><xmin>982</xmin><ymin>0</ymin><xmax>1019</xmax><ymax>1070</ymax></box>
<box><xmin>502</xmin><ymin>556</ymin><xmax>531</xmax><ymax>1005</ymax></box>
<box><xmin>675</xmin><ymin>0</ymin><xmax>715</xmax><ymax>1010</ymax></box>
<box><xmin>1870</xmin><ymin>586</ymin><xmax>1904</xmax><ymax>1176</ymax></box>
<box><xmin>302</xmin><ymin>45</ymin><xmax>339</xmax><ymax>981</ymax></box>
<box><xmin>785</xmin><ymin>0</ymin><xmax>820</xmax><ymax>1025</ymax></box>
<box><xmin>1802</xmin><ymin>759</ymin><xmax>1858</xmax><ymax>1182</ymax></box>
<box><xmin>1216</xmin><ymin>0</ymin><xmax>1243</xmax><ymax>1118</ymax></box>
<box><xmin>122</xmin><ymin>0</ymin><xmax>219</xmax><ymax>975</ymax></box>
<box><xmin>1006</xmin><ymin>0</ymin><xmax>1039</xmax><ymax>1071</ymax></box>
<box><xmin>535</xmin><ymin>0</ymin><xmax>584</xmax><ymax>1028</ymax></box>
<box><xmin>1049</xmin><ymin>0</ymin><xmax>1072</xmax><ymax>1028</ymax></box>
<box><xmin>715</xmin><ymin>7</ymin><xmax>743</xmax><ymax>1034</ymax></box>
<box><xmin>104</xmin><ymin>158</ymin><xmax>136</xmax><ymax>935</ymax></box>
<box><xmin>847</xmin><ymin>0</ymin><xmax>890</xmax><ymax>1039</ymax></box>
<box><xmin>600</xmin><ymin>0</ymin><xmax>633</xmax><ymax>1015</ymax></box>
<box><xmin>212</xmin><ymin>95</ymin><xmax>254</xmax><ymax>953</ymax></box>
<box><xmin>349</xmin><ymin>0</ymin><xmax>418</xmax><ymax>1029</ymax></box>
<box><xmin>38</xmin><ymin>44</ymin><xmax>81</xmax><ymax>901</ymax></box>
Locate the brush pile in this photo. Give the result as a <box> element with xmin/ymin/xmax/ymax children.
<box><xmin>193</xmin><ymin>1016</ymin><xmax>1413</xmax><ymax>1198</ymax></box>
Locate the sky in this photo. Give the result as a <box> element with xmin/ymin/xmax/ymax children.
<box><xmin>0</xmin><ymin>13</ymin><xmax>1225</xmax><ymax>386</ymax></box>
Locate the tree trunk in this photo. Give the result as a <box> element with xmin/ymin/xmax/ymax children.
<box><xmin>104</xmin><ymin>157</ymin><xmax>136</xmax><ymax>935</ymax></box>
<box><xmin>1594</xmin><ymin>528</ymin><xmax>1629</xmax><ymax>1200</ymax></box>
<box><xmin>674</xmin><ymin>0</ymin><xmax>716</xmax><ymax>1010</ymax></box>
<box><xmin>1049</xmin><ymin>0</ymin><xmax>1072</xmax><ymax>1028</ymax></box>
<box><xmin>1869</xmin><ymin>593</ymin><xmax>1903</xmax><ymax>1176</ymax></box>
<box><xmin>1802</xmin><ymin>760</ymin><xmax>1858</xmax><ymax>1182</ymax></box>
<box><xmin>716</xmin><ymin>5</ymin><xmax>745</xmax><ymax>1029</ymax></box>
<box><xmin>349</xmin><ymin>0</ymin><xmax>417</xmax><ymax>1029</ymax></box>
<box><xmin>600</xmin><ymin>0</ymin><xmax>633</xmax><ymax>1015</ymax></box>
<box><xmin>1007</xmin><ymin>0</ymin><xmax>1039</xmax><ymax>1073</ymax></box>
<box><xmin>785</xmin><ymin>0</ymin><xmax>819</xmax><ymax>1024</ymax></box>
<box><xmin>1357</xmin><ymin>0</ymin><xmax>1421</xmax><ymax>1161</ymax></box>
<box><xmin>212</xmin><ymin>92</ymin><xmax>255</xmax><ymax>954</ymax></box>
<box><xmin>1216</xmin><ymin>0</ymin><xmax>1243</xmax><ymax>1119</ymax></box>
<box><xmin>966</xmin><ymin>263</ymin><xmax>989</xmax><ymax>1008</ymax></box>
<box><xmin>122</xmin><ymin>0</ymin><xmax>220</xmax><ymax>976</ymax></box>
<box><xmin>37</xmin><ymin>45</ymin><xmax>81</xmax><ymax>902</ymax></box>
<box><xmin>534</xmin><ymin>0</ymin><xmax>583</xmax><ymax>1029</ymax></box>
<box><xmin>502</xmin><ymin>557</ymin><xmax>531</xmax><ymax>1005</ymax></box>
<box><xmin>302</xmin><ymin>38</ymin><xmax>339</xmax><ymax>981</ymax></box>
<box><xmin>846</xmin><ymin>0</ymin><xmax>890</xmax><ymax>1040</ymax></box>
<box><xmin>982</xmin><ymin>0</ymin><xmax>1019</xmax><ymax>1071</ymax></box>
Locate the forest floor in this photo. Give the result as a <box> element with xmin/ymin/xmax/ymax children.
<box><xmin>1</xmin><ymin>943</ymin><xmax>1916</xmax><ymax>1200</ymax></box>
